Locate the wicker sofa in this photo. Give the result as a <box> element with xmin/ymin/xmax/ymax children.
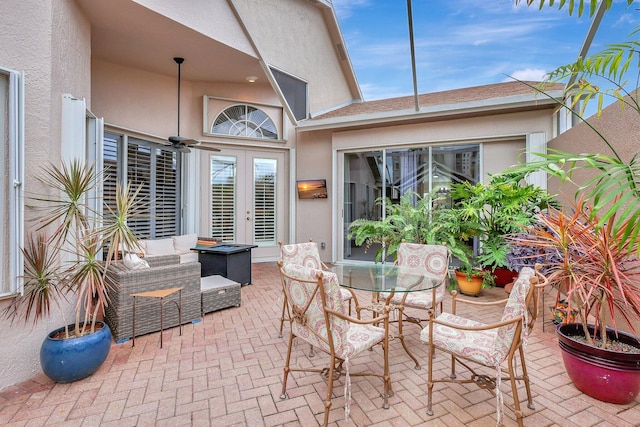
<box><xmin>105</xmin><ymin>254</ymin><xmax>201</xmax><ymax>342</ymax></box>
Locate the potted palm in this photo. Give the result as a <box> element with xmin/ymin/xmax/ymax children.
<box><xmin>509</xmin><ymin>0</ymin><xmax>640</xmax><ymax>404</ymax></box>
<box><xmin>3</xmin><ymin>159</ymin><xmax>145</xmax><ymax>383</ymax></box>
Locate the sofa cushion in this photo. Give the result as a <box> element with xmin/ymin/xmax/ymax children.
<box><xmin>144</xmin><ymin>238</ymin><xmax>175</xmax><ymax>256</ymax></box>
<box><xmin>180</xmin><ymin>252</ymin><xmax>199</xmax><ymax>264</ymax></box>
<box><xmin>123</xmin><ymin>253</ymin><xmax>150</xmax><ymax>270</ymax></box>
<box><xmin>173</xmin><ymin>233</ymin><xmax>198</xmax><ymax>254</ymax></box>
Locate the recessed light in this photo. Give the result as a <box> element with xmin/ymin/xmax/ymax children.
<box><xmin>246</xmin><ymin>76</ymin><xmax>257</xmax><ymax>83</ymax></box>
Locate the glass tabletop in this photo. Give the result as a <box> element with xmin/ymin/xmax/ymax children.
<box><xmin>330</xmin><ymin>263</ymin><xmax>439</xmax><ymax>293</ymax></box>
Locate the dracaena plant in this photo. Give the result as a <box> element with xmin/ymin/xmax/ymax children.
<box><xmin>4</xmin><ymin>159</ymin><xmax>146</xmax><ymax>339</ymax></box>
<box><xmin>507</xmin><ymin>197</ymin><xmax>640</xmax><ymax>349</ymax></box>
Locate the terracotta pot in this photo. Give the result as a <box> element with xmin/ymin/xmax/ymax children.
<box><xmin>556</xmin><ymin>323</ymin><xmax>640</xmax><ymax>404</ymax></box>
<box><xmin>455</xmin><ymin>270</ymin><xmax>483</xmax><ymax>296</ymax></box>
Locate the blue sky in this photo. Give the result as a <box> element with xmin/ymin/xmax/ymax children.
<box><xmin>333</xmin><ymin>0</ymin><xmax>639</xmax><ymax>103</ymax></box>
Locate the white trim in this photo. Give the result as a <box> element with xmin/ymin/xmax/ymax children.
<box><xmin>61</xmin><ymin>94</ymin><xmax>87</xmax><ymax>161</ymax></box>
<box><xmin>288</xmin><ymin>148</ymin><xmax>296</xmax><ymax>244</ymax></box>
<box><xmin>5</xmin><ymin>69</ymin><xmax>25</xmax><ymax>296</ymax></box>
<box><xmin>526</xmin><ymin>132</ymin><xmax>548</xmax><ymax>190</ymax></box>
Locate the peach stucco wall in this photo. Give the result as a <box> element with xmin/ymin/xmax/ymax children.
<box><xmin>231</xmin><ymin>0</ymin><xmax>356</xmax><ymax>115</ymax></box>
<box><xmin>0</xmin><ymin>0</ymin><xmax>91</xmax><ymax>389</ymax></box>
<box><xmin>295</xmin><ymin>108</ymin><xmax>556</xmax><ymax>262</ymax></box>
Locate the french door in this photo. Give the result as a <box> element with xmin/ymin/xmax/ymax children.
<box><xmin>200</xmin><ymin>148</ymin><xmax>286</xmax><ymax>260</ymax></box>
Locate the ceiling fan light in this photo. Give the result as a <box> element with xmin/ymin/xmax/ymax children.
<box><xmin>246</xmin><ymin>76</ymin><xmax>258</xmax><ymax>83</ymax></box>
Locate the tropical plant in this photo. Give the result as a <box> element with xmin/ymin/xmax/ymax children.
<box><xmin>348</xmin><ymin>190</ymin><xmax>474</xmax><ymax>269</ymax></box>
<box><xmin>3</xmin><ymin>159</ymin><xmax>146</xmax><ymax>339</ymax></box>
<box><xmin>449</xmin><ymin>172</ymin><xmax>556</xmax><ymax>271</ymax></box>
<box><xmin>507</xmin><ymin>197</ymin><xmax>640</xmax><ymax>349</ymax></box>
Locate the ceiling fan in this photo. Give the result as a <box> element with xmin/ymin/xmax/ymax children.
<box><xmin>168</xmin><ymin>57</ymin><xmax>220</xmax><ymax>153</ymax></box>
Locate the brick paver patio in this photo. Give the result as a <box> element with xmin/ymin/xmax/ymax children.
<box><xmin>2</xmin><ymin>262</ymin><xmax>640</xmax><ymax>426</ymax></box>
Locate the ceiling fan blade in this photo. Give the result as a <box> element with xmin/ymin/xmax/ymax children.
<box><xmin>181</xmin><ymin>138</ymin><xmax>201</xmax><ymax>146</ymax></box>
<box><xmin>193</xmin><ymin>145</ymin><xmax>221</xmax><ymax>152</ymax></box>
<box><xmin>179</xmin><ymin>146</ymin><xmax>191</xmax><ymax>153</ymax></box>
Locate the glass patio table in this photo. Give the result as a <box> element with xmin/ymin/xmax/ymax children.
<box><xmin>331</xmin><ymin>263</ymin><xmax>439</xmax><ymax>369</ymax></box>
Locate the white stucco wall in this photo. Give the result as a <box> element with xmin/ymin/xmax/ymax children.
<box><xmin>0</xmin><ymin>0</ymin><xmax>91</xmax><ymax>390</ymax></box>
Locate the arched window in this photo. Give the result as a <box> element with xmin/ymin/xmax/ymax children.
<box><xmin>211</xmin><ymin>105</ymin><xmax>278</xmax><ymax>139</ymax></box>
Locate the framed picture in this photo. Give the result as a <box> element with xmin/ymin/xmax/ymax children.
<box><xmin>297</xmin><ymin>179</ymin><xmax>327</xmax><ymax>199</ymax></box>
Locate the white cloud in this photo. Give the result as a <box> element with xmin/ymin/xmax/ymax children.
<box><xmin>507</xmin><ymin>68</ymin><xmax>548</xmax><ymax>81</ymax></box>
<box><xmin>333</xmin><ymin>0</ymin><xmax>371</xmax><ymax>19</ymax></box>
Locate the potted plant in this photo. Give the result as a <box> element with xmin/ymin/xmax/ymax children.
<box><xmin>508</xmin><ymin>0</ymin><xmax>640</xmax><ymax>404</ymax></box>
<box><xmin>348</xmin><ymin>190</ymin><xmax>474</xmax><ymax>266</ymax></box>
<box><xmin>508</xmin><ymin>198</ymin><xmax>640</xmax><ymax>403</ymax></box>
<box><xmin>3</xmin><ymin>159</ymin><xmax>145</xmax><ymax>383</ymax></box>
<box><xmin>449</xmin><ymin>172</ymin><xmax>556</xmax><ymax>286</ymax></box>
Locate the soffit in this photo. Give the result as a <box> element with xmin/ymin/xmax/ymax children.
<box><xmin>75</xmin><ymin>0</ymin><xmax>265</xmax><ymax>83</ymax></box>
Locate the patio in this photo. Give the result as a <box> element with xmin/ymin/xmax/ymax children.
<box><xmin>1</xmin><ymin>262</ymin><xmax>640</xmax><ymax>426</ymax></box>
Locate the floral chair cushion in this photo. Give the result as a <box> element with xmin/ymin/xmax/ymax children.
<box><xmin>494</xmin><ymin>267</ymin><xmax>533</xmax><ymax>359</ymax></box>
<box><xmin>420</xmin><ymin>267</ymin><xmax>532</xmax><ymax>366</ymax></box>
<box><xmin>381</xmin><ymin>243</ymin><xmax>448</xmax><ymax>308</ymax></box>
<box><xmin>420</xmin><ymin>312</ymin><xmax>499</xmax><ymax>365</ymax></box>
<box><xmin>280</xmin><ymin>242</ymin><xmax>353</xmax><ymax>302</ymax></box>
<box><xmin>280</xmin><ymin>241</ymin><xmax>324</xmax><ymax>269</ymax></box>
<box><xmin>282</xmin><ymin>263</ymin><xmax>385</xmax><ymax>360</ymax></box>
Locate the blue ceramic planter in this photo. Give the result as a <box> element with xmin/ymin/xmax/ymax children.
<box><xmin>40</xmin><ymin>321</ymin><xmax>112</xmax><ymax>383</ymax></box>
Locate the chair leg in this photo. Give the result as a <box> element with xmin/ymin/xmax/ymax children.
<box><xmin>279</xmin><ymin>294</ymin><xmax>288</xmax><ymax>338</ymax></box>
<box><xmin>508</xmin><ymin>355</ymin><xmax>525</xmax><ymax>427</ymax></box>
<box><xmin>518</xmin><ymin>346</ymin><xmax>535</xmax><ymax>410</ymax></box>
<box><xmin>323</xmin><ymin>357</ymin><xmax>335</xmax><ymax>426</ymax></box>
<box><xmin>280</xmin><ymin>332</ymin><xmax>295</xmax><ymax>399</ymax></box>
<box><xmin>426</xmin><ymin>341</ymin><xmax>435</xmax><ymax>416</ymax></box>
<box><xmin>450</xmin><ymin>354</ymin><xmax>457</xmax><ymax>379</ymax></box>
<box><xmin>397</xmin><ymin>306</ymin><xmax>420</xmax><ymax>369</ymax></box>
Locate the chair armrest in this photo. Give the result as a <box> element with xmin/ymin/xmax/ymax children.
<box><xmin>325</xmin><ymin>307</ymin><xmax>389</xmax><ymax>326</ymax></box>
<box><xmin>428</xmin><ymin>310</ymin><xmax>522</xmax><ymax>332</ymax></box>
<box><xmin>451</xmin><ymin>289</ymin><xmax>509</xmax><ymax>314</ymax></box>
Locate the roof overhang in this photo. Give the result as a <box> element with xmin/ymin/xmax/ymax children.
<box><xmin>297</xmin><ymin>90</ymin><xmax>564</xmax><ymax>132</ymax></box>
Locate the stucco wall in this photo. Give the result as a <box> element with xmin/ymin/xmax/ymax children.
<box><xmin>295</xmin><ymin>108</ymin><xmax>555</xmax><ymax>263</ymax></box>
<box><xmin>547</xmin><ymin>100</ymin><xmax>640</xmax><ymax>205</ymax></box>
<box><xmin>231</xmin><ymin>0</ymin><xmax>355</xmax><ymax>115</ymax></box>
<box><xmin>295</xmin><ymin>129</ymin><xmax>334</xmax><ymax>260</ymax></box>
<box><xmin>0</xmin><ymin>0</ymin><xmax>91</xmax><ymax>390</ymax></box>
<box><xmin>93</xmin><ymin>59</ymin><xmax>293</xmax><ymax>147</ymax></box>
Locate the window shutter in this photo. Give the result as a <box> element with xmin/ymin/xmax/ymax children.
<box><xmin>210</xmin><ymin>156</ymin><xmax>236</xmax><ymax>242</ymax></box>
<box><xmin>253</xmin><ymin>158</ymin><xmax>277</xmax><ymax>245</ymax></box>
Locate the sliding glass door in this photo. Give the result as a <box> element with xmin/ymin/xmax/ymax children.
<box><xmin>342</xmin><ymin>144</ymin><xmax>480</xmax><ymax>262</ymax></box>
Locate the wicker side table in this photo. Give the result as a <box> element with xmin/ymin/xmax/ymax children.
<box><xmin>201</xmin><ymin>275</ymin><xmax>241</xmax><ymax>315</ymax></box>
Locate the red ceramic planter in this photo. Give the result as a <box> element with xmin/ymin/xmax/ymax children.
<box><xmin>486</xmin><ymin>267</ymin><xmax>518</xmax><ymax>287</ymax></box>
<box><xmin>557</xmin><ymin>323</ymin><xmax>640</xmax><ymax>404</ymax></box>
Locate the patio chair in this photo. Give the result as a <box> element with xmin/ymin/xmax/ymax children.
<box><xmin>278</xmin><ymin>241</ymin><xmax>356</xmax><ymax>338</ymax></box>
<box><xmin>278</xmin><ymin>261</ymin><xmax>391</xmax><ymax>426</ymax></box>
<box><xmin>421</xmin><ymin>265</ymin><xmax>547</xmax><ymax>427</ymax></box>
<box><xmin>378</xmin><ymin>242</ymin><xmax>449</xmax><ymax>368</ymax></box>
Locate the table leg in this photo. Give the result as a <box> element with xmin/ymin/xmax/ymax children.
<box><xmin>132</xmin><ymin>296</ymin><xmax>137</xmax><ymax>347</ymax></box>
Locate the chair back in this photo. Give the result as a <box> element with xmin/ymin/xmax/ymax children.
<box><xmin>279</xmin><ymin>241</ymin><xmax>323</xmax><ymax>269</ymax></box>
<box><xmin>279</xmin><ymin>263</ymin><xmax>348</xmax><ymax>355</ymax></box>
<box><xmin>397</xmin><ymin>243</ymin><xmax>449</xmax><ymax>297</ymax></box>
<box><xmin>493</xmin><ymin>267</ymin><xmax>535</xmax><ymax>363</ymax></box>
